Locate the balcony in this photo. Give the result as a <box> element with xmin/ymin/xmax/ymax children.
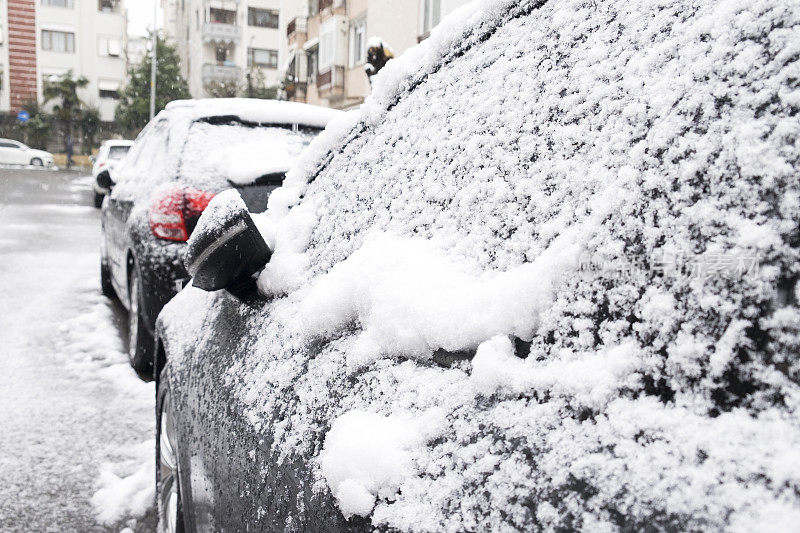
<box><xmin>317</xmin><ymin>65</ymin><xmax>344</xmax><ymax>98</ymax></box>
<box><xmin>287</xmin><ymin>17</ymin><xmax>307</xmax><ymax>37</ymax></box>
<box><xmin>202</xmin><ymin>63</ymin><xmax>242</xmax><ymax>84</ymax></box>
<box><xmin>318</xmin><ymin>0</ymin><xmax>345</xmax><ymax>13</ymax></box>
<box><xmin>202</xmin><ymin>23</ymin><xmax>242</xmax><ymax>44</ymax></box>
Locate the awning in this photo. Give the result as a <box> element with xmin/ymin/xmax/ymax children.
<box><xmin>302</xmin><ymin>37</ymin><xmax>319</xmax><ymax>51</ymax></box>
<box><xmin>280</xmin><ymin>49</ymin><xmax>297</xmax><ymax>78</ymax></box>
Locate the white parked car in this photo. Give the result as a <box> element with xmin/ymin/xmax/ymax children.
<box><xmin>0</xmin><ymin>138</ymin><xmax>54</xmax><ymax>167</ymax></box>
<box><xmin>91</xmin><ymin>139</ymin><xmax>134</xmax><ymax>207</ymax></box>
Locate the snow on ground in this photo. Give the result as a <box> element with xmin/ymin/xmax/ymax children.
<box><xmin>0</xmin><ymin>169</ymin><xmax>155</xmax><ymax>532</ymax></box>
<box><xmin>55</xmin><ymin>280</ymin><xmax>156</xmax><ymax>527</ymax></box>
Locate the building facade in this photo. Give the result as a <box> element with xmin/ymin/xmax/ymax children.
<box><xmin>0</xmin><ymin>0</ymin><xmax>127</xmax><ymax>120</ymax></box>
<box><xmin>279</xmin><ymin>0</ymin><xmax>469</xmax><ymax>110</ymax></box>
<box><xmin>162</xmin><ymin>0</ymin><xmax>282</xmax><ymax>99</ymax></box>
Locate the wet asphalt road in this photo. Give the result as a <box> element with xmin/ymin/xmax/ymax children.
<box><xmin>0</xmin><ymin>168</ymin><xmax>156</xmax><ymax>532</ymax></box>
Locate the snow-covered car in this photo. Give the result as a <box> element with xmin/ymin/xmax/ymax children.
<box><xmin>0</xmin><ymin>138</ymin><xmax>54</xmax><ymax>167</ymax></box>
<box><xmin>155</xmin><ymin>1</ymin><xmax>800</xmax><ymax>531</ymax></box>
<box><xmin>92</xmin><ymin>139</ymin><xmax>134</xmax><ymax>207</ymax></box>
<box><xmin>99</xmin><ymin>98</ymin><xmax>340</xmax><ymax>380</ymax></box>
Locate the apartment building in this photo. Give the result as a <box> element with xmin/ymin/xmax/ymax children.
<box><xmin>162</xmin><ymin>0</ymin><xmax>282</xmax><ymax>98</ymax></box>
<box><xmin>279</xmin><ymin>0</ymin><xmax>469</xmax><ymax>110</ymax></box>
<box><xmin>0</xmin><ymin>0</ymin><xmax>127</xmax><ymax>120</ymax></box>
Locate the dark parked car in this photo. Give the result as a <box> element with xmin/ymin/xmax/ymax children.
<box><xmin>99</xmin><ymin>99</ymin><xmax>340</xmax><ymax>379</ymax></box>
<box><xmin>155</xmin><ymin>1</ymin><xmax>800</xmax><ymax>532</ymax></box>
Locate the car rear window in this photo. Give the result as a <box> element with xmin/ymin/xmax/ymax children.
<box><xmin>107</xmin><ymin>145</ymin><xmax>130</xmax><ymax>160</ymax></box>
<box><xmin>179</xmin><ymin>120</ymin><xmax>320</xmax><ymax>191</ymax></box>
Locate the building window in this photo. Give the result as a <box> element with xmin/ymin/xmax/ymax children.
<box><xmin>319</xmin><ymin>18</ymin><xmax>335</xmax><ymax>69</ymax></box>
<box><xmin>98</xmin><ymin>36</ymin><xmax>121</xmax><ymax>57</ymax></box>
<box><xmin>307</xmin><ymin>47</ymin><xmax>318</xmax><ymax>82</ymax></box>
<box><xmin>419</xmin><ymin>0</ymin><xmax>441</xmax><ymax>36</ymax></box>
<box><xmin>349</xmin><ymin>18</ymin><xmax>366</xmax><ymax>67</ymax></box>
<box><xmin>215</xmin><ymin>45</ymin><xmax>230</xmax><ymax>64</ymax></box>
<box><xmin>248</xmin><ymin>48</ymin><xmax>278</xmax><ymax>69</ymax></box>
<box><xmin>42</xmin><ymin>0</ymin><xmax>74</xmax><ymax>7</ymax></box>
<box><xmin>98</xmin><ymin>80</ymin><xmax>120</xmax><ymax>99</ymax></box>
<box><xmin>98</xmin><ymin>0</ymin><xmax>119</xmax><ymax>13</ymax></box>
<box><xmin>248</xmin><ymin>8</ymin><xmax>278</xmax><ymax>29</ymax></box>
<box><xmin>209</xmin><ymin>8</ymin><xmax>236</xmax><ymax>25</ymax></box>
<box><xmin>42</xmin><ymin>30</ymin><xmax>75</xmax><ymax>53</ymax></box>
<box><xmin>308</xmin><ymin>1</ymin><xmax>318</xmax><ymax>17</ymax></box>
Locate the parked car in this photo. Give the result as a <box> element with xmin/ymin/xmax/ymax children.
<box><xmin>99</xmin><ymin>98</ymin><xmax>340</xmax><ymax>380</ymax></box>
<box><xmin>155</xmin><ymin>0</ymin><xmax>800</xmax><ymax>532</ymax></box>
<box><xmin>92</xmin><ymin>139</ymin><xmax>134</xmax><ymax>207</ymax></box>
<box><xmin>0</xmin><ymin>138</ymin><xmax>54</xmax><ymax>167</ymax></box>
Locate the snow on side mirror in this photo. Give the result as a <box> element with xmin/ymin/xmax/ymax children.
<box><xmin>184</xmin><ymin>190</ymin><xmax>271</xmax><ymax>296</ymax></box>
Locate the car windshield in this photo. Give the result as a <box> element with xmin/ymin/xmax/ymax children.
<box><xmin>107</xmin><ymin>145</ymin><xmax>130</xmax><ymax>160</ymax></box>
<box><xmin>179</xmin><ymin>119</ymin><xmax>320</xmax><ymax>189</ymax></box>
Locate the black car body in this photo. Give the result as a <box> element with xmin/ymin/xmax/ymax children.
<box><xmin>100</xmin><ymin>98</ymin><xmax>340</xmax><ymax>379</ymax></box>
<box><xmin>156</xmin><ymin>1</ymin><xmax>800</xmax><ymax>531</ymax></box>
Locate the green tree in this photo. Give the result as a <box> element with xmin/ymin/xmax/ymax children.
<box><xmin>245</xmin><ymin>69</ymin><xmax>279</xmax><ymax>99</ymax></box>
<box><xmin>115</xmin><ymin>32</ymin><xmax>191</xmax><ymax>134</ymax></box>
<box><xmin>43</xmin><ymin>70</ymin><xmax>88</xmax><ymax>138</ymax></box>
<box><xmin>80</xmin><ymin>106</ymin><xmax>101</xmax><ymax>155</ymax></box>
<box><xmin>204</xmin><ymin>78</ymin><xmax>241</xmax><ymax>98</ymax></box>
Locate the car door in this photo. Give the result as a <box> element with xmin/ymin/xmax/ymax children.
<box><xmin>0</xmin><ymin>141</ymin><xmax>16</xmax><ymax>164</ymax></box>
<box><xmin>103</xmin><ymin>120</ymin><xmax>169</xmax><ymax>302</ymax></box>
<box><xmin>0</xmin><ymin>141</ymin><xmax>25</xmax><ymax>164</ymax></box>
<box><xmin>171</xmin><ymin>292</ymin><xmax>360</xmax><ymax>533</ymax></box>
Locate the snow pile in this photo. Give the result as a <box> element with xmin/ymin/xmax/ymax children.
<box><xmin>471</xmin><ymin>335</ymin><xmax>640</xmax><ymax>408</ymax></box>
<box><xmin>52</xmin><ymin>286</ymin><xmax>156</xmax><ymax>527</ymax></box>
<box><xmin>159</xmin><ymin>0</ymin><xmax>800</xmax><ymax>530</ymax></box>
<box><xmin>300</xmin><ymin>230</ymin><xmax>581</xmax><ymax>369</ymax></box>
<box><xmin>165</xmin><ymin>98</ymin><xmax>341</xmax><ymax>129</ymax></box>
<box><xmin>91</xmin><ymin>440</ymin><xmax>155</xmax><ymax>525</ymax></box>
<box><xmin>319</xmin><ymin>411</ymin><xmax>422</xmax><ymax>518</ymax></box>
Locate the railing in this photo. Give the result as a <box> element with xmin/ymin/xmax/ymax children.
<box><xmin>202</xmin><ymin>22</ymin><xmax>242</xmax><ymax>44</ymax></box>
<box><xmin>317</xmin><ymin>65</ymin><xmax>344</xmax><ymax>90</ymax></box>
<box><xmin>202</xmin><ymin>63</ymin><xmax>242</xmax><ymax>83</ymax></box>
<box><xmin>287</xmin><ymin>17</ymin><xmax>307</xmax><ymax>37</ymax></box>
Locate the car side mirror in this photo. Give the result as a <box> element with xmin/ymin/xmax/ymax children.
<box><xmin>184</xmin><ymin>191</ymin><xmax>271</xmax><ymax>301</ymax></box>
<box><xmin>96</xmin><ymin>170</ymin><xmax>114</xmax><ymax>190</ymax></box>
<box><xmin>90</xmin><ymin>156</ymin><xmax>97</xmax><ymax>164</ymax></box>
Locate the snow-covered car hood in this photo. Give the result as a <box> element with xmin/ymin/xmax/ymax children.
<box><xmin>161</xmin><ymin>0</ymin><xmax>800</xmax><ymax>530</ymax></box>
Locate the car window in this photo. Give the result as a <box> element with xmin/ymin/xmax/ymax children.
<box><xmin>179</xmin><ymin>120</ymin><xmax>319</xmax><ymax>189</ymax></box>
<box><xmin>0</xmin><ymin>142</ymin><xmax>17</xmax><ymax>148</ymax></box>
<box><xmin>115</xmin><ymin>119</ymin><xmax>169</xmax><ymax>186</ymax></box>
<box><xmin>107</xmin><ymin>145</ymin><xmax>130</xmax><ymax>160</ymax></box>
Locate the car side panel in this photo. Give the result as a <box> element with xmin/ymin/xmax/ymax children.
<box><xmin>166</xmin><ymin>294</ymin><xmax>370</xmax><ymax>532</ymax></box>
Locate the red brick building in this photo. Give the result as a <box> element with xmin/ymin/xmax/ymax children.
<box><xmin>7</xmin><ymin>0</ymin><xmax>37</xmax><ymax>113</ymax></box>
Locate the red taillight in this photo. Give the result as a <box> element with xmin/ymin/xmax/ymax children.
<box><xmin>149</xmin><ymin>186</ymin><xmax>215</xmax><ymax>242</ymax></box>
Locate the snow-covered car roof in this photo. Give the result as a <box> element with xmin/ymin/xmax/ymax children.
<box><xmin>100</xmin><ymin>139</ymin><xmax>134</xmax><ymax>147</ymax></box>
<box><xmin>164</xmin><ymin>98</ymin><xmax>341</xmax><ymax>130</ymax></box>
<box><xmin>111</xmin><ymin>99</ymin><xmax>342</xmax><ymax>197</ymax></box>
<box><xmin>162</xmin><ymin>0</ymin><xmax>800</xmax><ymax>530</ymax></box>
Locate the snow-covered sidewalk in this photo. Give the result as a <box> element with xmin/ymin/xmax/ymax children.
<box><xmin>0</xmin><ymin>170</ymin><xmax>155</xmax><ymax>532</ymax></box>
